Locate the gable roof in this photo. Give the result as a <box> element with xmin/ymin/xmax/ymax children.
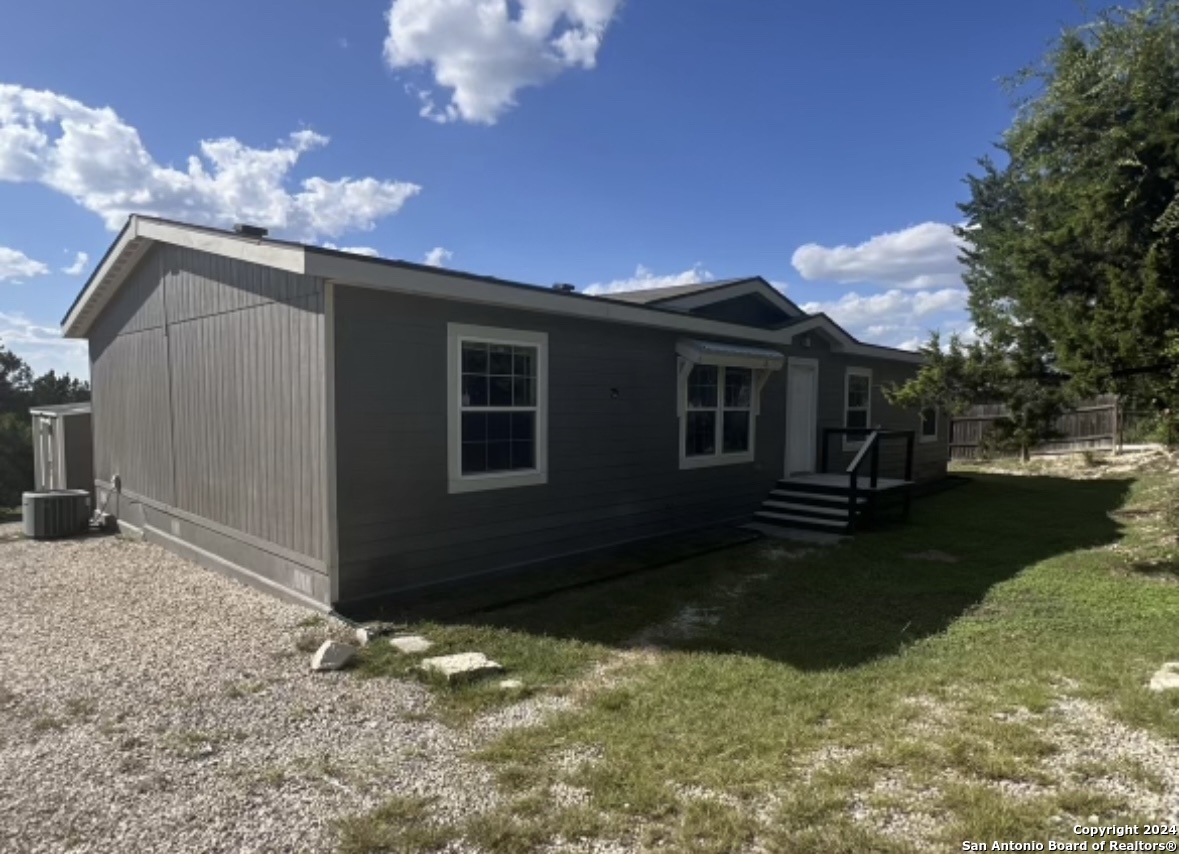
<box><xmin>62</xmin><ymin>215</ymin><xmax>922</xmax><ymax>364</ymax></box>
<box><xmin>595</xmin><ymin>276</ymin><xmax>805</xmax><ymax>319</ymax></box>
<box><xmin>596</xmin><ymin>279</ymin><xmax>754</xmax><ymax>304</ymax></box>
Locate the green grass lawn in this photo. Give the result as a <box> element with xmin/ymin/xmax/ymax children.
<box><xmin>341</xmin><ymin>465</ymin><xmax>1179</xmax><ymax>853</ymax></box>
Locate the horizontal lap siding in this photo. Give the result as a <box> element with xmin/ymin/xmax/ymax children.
<box><xmin>87</xmin><ymin>244</ymin><xmax>329</xmax><ymax>578</ymax></box>
<box><xmin>333</xmin><ymin>287</ymin><xmax>786</xmax><ymax>601</ymax></box>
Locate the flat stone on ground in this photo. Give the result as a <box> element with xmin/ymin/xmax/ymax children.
<box><xmin>389</xmin><ymin>635</ymin><xmax>433</xmax><ymax>654</ymax></box>
<box><xmin>420</xmin><ymin>652</ymin><xmax>504</xmax><ymax>683</ymax></box>
<box><xmin>1148</xmin><ymin>662</ymin><xmax>1179</xmax><ymax>692</ymax></box>
<box><xmin>310</xmin><ymin>640</ymin><xmax>356</xmax><ymax>672</ymax></box>
<box><xmin>499</xmin><ymin>679</ymin><xmax>524</xmax><ymax>690</ymax></box>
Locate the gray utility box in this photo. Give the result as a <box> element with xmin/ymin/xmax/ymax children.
<box><xmin>22</xmin><ymin>490</ymin><xmax>91</xmax><ymax>539</ymax></box>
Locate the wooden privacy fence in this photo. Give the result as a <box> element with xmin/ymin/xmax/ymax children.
<box><xmin>949</xmin><ymin>396</ymin><xmax>1119</xmax><ymax>460</ymax></box>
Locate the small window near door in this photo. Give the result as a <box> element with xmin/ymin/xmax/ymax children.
<box><xmin>920</xmin><ymin>406</ymin><xmax>938</xmax><ymax>442</ymax></box>
<box><xmin>844</xmin><ymin>368</ymin><xmax>872</xmax><ymax>447</ymax></box>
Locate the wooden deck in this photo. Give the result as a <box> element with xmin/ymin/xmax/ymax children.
<box><xmin>781</xmin><ymin>473</ymin><xmax>912</xmax><ymax>492</ymax></box>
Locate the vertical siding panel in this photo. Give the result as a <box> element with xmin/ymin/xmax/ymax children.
<box><xmin>298</xmin><ymin>302</ymin><xmax>308</xmax><ymax>556</ymax></box>
<box><xmin>281</xmin><ymin>302</ymin><xmax>293</xmax><ymax>552</ymax></box>
<box><xmin>241</xmin><ymin>305</ymin><xmax>254</xmax><ymax>541</ymax></box>
<box><xmin>314</xmin><ymin>297</ymin><xmax>326</xmax><ymax>560</ymax></box>
<box><xmin>262</xmin><ymin>303</ymin><xmax>275</xmax><ymax>546</ymax></box>
<box><xmin>90</xmin><ymin>243</ymin><xmax>326</xmax><ymax>562</ymax></box>
<box><xmin>309</xmin><ymin>300</ymin><xmax>319</xmax><ymax>559</ymax></box>
<box><xmin>199</xmin><ymin>314</ymin><xmax>210</xmax><ymax>518</ymax></box>
<box><xmin>252</xmin><ymin>302</ymin><xmax>263</xmax><ymax>542</ymax></box>
<box><xmin>286</xmin><ymin>301</ymin><xmax>299</xmax><ymax>554</ymax></box>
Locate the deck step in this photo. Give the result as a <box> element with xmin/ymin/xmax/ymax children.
<box><xmin>769</xmin><ymin>489</ymin><xmax>867</xmax><ymax>505</ymax></box>
<box><xmin>776</xmin><ymin>477</ymin><xmax>914</xmax><ymax>496</ymax></box>
<box><xmin>761</xmin><ymin>500</ymin><xmax>852</xmax><ymax>518</ymax></box>
<box><xmin>752</xmin><ymin>511</ymin><xmax>850</xmax><ymax>532</ymax></box>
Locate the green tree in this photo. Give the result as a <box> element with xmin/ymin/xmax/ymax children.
<box><xmin>887</xmin><ymin>332</ymin><xmax>1072</xmax><ymax>462</ymax></box>
<box><xmin>0</xmin><ymin>344</ymin><xmax>33</xmax><ymax>414</ymax></box>
<box><xmin>959</xmin><ymin>0</ymin><xmax>1179</xmax><ymax>407</ymax></box>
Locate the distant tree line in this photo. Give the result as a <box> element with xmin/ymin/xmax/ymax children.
<box><xmin>888</xmin><ymin>0</ymin><xmax>1179</xmax><ymax>459</ymax></box>
<box><xmin>0</xmin><ymin>340</ymin><xmax>90</xmax><ymax>508</ymax></box>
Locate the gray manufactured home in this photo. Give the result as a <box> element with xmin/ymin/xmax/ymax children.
<box><xmin>64</xmin><ymin>216</ymin><xmax>947</xmax><ymax>611</ymax></box>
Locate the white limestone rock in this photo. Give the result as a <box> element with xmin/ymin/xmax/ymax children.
<box><xmin>1148</xmin><ymin>662</ymin><xmax>1179</xmax><ymax>692</ymax></box>
<box><xmin>310</xmin><ymin>640</ymin><xmax>356</xmax><ymax>672</ymax></box>
<box><xmin>419</xmin><ymin>652</ymin><xmax>504</xmax><ymax>684</ymax></box>
<box><xmin>389</xmin><ymin>635</ymin><xmax>433</xmax><ymax>655</ymax></box>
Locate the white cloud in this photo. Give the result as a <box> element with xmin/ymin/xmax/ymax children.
<box><xmin>802</xmin><ymin>287</ymin><xmax>969</xmax><ymax>350</ymax></box>
<box><xmin>61</xmin><ymin>250</ymin><xmax>88</xmax><ymax>276</ymax></box>
<box><xmin>384</xmin><ymin>0</ymin><xmax>624</xmax><ymax>125</ymax></box>
<box><xmin>0</xmin><ymin>84</ymin><xmax>422</xmax><ymax>240</ymax></box>
<box><xmin>791</xmin><ymin>222</ymin><xmax>965</xmax><ymax>289</ymax></box>
<box><xmin>0</xmin><ymin>312</ymin><xmax>89</xmax><ymax>377</ymax></box>
<box><xmin>322</xmin><ymin>243</ymin><xmax>380</xmax><ymax>256</ymax></box>
<box><xmin>0</xmin><ymin>246</ymin><xmax>49</xmax><ymax>281</ymax></box>
<box><xmin>423</xmin><ymin>246</ymin><xmax>452</xmax><ymax>266</ymax></box>
<box><xmin>582</xmin><ymin>263</ymin><xmax>713</xmax><ymax>296</ymax></box>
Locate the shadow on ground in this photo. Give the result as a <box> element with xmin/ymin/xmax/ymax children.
<box><xmin>344</xmin><ymin>473</ymin><xmax>1134</xmax><ymax>672</ymax></box>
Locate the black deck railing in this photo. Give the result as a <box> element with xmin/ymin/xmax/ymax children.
<box><xmin>820</xmin><ymin>428</ymin><xmax>916</xmax><ymax>530</ymax></box>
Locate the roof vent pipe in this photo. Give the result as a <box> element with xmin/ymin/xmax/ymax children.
<box><xmin>233</xmin><ymin>223</ymin><xmax>269</xmax><ymax>238</ymax></box>
<box><xmin>551</xmin><ymin>283</ymin><xmax>576</xmax><ymax>293</ymax></box>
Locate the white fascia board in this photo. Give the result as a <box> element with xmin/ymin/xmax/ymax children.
<box><xmin>780</xmin><ymin>315</ymin><xmax>924</xmax><ymax>364</ymax></box>
<box><xmin>61</xmin><ymin>220</ymin><xmax>142</xmax><ymax>338</ymax></box>
<box><xmin>136</xmin><ymin>219</ymin><xmax>305</xmax><ymax>275</ymax></box>
<box><xmin>658</xmin><ymin>278</ymin><xmax>804</xmax><ymax>317</ymax></box>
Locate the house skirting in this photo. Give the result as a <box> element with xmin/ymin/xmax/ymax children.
<box><xmin>96</xmin><ymin>481</ymin><xmax>332</xmax><ymax>612</ymax></box>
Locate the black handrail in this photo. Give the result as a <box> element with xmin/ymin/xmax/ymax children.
<box><xmin>819</xmin><ymin>428</ymin><xmax>917</xmax><ymax>531</ymax></box>
<box><xmin>820</xmin><ymin>428</ymin><xmax>917</xmax><ymax>483</ymax></box>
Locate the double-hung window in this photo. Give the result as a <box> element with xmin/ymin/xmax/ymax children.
<box><xmin>682</xmin><ymin>364</ymin><xmax>755</xmax><ymax>467</ymax></box>
<box><xmin>843</xmin><ymin>367</ymin><xmax>872</xmax><ymax>448</ymax></box>
<box><xmin>447</xmin><ymin>324</ymin><xmax>547</xmax><ymax>494</ymax></box>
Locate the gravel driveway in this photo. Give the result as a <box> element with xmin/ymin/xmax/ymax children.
<box><xmin>0</xmin><ymin>525</ymin><xmax>496</xmax><ymax>854</ymax></box>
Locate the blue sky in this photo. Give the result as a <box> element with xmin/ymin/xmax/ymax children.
<box><xmin>0</xmin><ymin>0</ymin><xmax>1110</xmax><ymax>378</ymax></box>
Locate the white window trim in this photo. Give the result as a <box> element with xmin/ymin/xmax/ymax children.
<box><xmin>843</xmin><ymin>367</ymin><xmax>873</xmax><ymax>451</ymax></box>
<box><xmin>920</xmin><ymin>405</ymin><xmax>939</xmax><ymax>443</ymax></box>
<box><xmin>678</xmin><ymin>358</ymin><xmax>766</xmax><ymax>470</ymax></box>
<box><xmin>446</xmin><ymin>323</ymin><xmax>548</xmax><ymax>494</ymax></box>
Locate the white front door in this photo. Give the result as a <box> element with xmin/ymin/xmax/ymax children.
<box><xmin>786</xmin><ymin>360</ymin><xmax>818</xmax><ymax>475</ymax></box>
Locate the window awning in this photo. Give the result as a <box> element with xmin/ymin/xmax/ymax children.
<box><xmin>675</xmin><ymin>339</ymin><xmax>785</xmax><ymax>371</ymax></box>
